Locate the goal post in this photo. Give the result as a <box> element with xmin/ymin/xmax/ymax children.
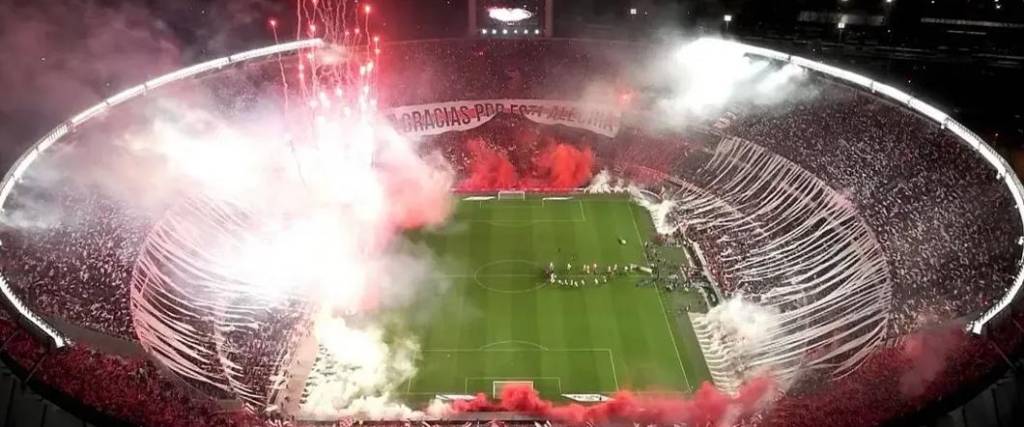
<box><xmin>492</xmin><ymin>380</ymin><xmax>535</xmax><ymax>398</ymax></box>
<box><xmin>497</xmin><ymin>190</ymin><xmax>527</xmax><ymax>200</ymax></box>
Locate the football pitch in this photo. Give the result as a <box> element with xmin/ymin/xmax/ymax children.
<box><xmin>400</xmin><ymin>194</ymin><xmax>712</xmax><ymax>402</ymax></box>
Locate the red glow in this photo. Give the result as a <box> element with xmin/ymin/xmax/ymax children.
<box><xmin>458</xmin><ymin>138</ymin><xmax>519</xmax><ymax>190</ymax></box>
<box><xmin>364</xmin><ymin>4</ymin><xmax>372</xmax><ymax>14</ymax></box>
<box><xmin>619</xmin><ymin>92</ymin><xmax>634</xmax><ymax>106</ymax></box>
<box><xmin>457</xmin><ymin>138</ymin><xmax>595</xmax><ymax>191</ymax></box>
<box><xmin>268</xmin><ymin>18</ymin><xmax>277</xmax><ymax>27</ymax></box>
<box><xmin>452</xmin><ymin>379</ymin><xmax>775</xmax><ymax>425</ymax></box>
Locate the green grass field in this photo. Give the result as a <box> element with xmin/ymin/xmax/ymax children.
<box><xmin>400</xmin><ymin>194</ymin><xmax>712</xmax><ymax>402</ymax></box>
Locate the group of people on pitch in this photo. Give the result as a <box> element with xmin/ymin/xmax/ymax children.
<box><xmin>543</xmin><ymin>261</ymin><xmax>647</xmax><ymax>288</ymax></box>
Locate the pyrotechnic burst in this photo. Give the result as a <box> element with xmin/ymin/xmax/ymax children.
<box><xmin>129</xmin><ymin>0</ymin><xmax>454</xmax><ymax>419</ymax></box>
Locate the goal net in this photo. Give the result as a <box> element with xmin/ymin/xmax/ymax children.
<box><xmin>492</xmin><ymin>380</ymin><xmax>534</xmax><ymax>398</ymax></box>
<box><xmin>497</xmin><ymin>190</ymin><xmax>526</xmax><ymax>200</ymax></box>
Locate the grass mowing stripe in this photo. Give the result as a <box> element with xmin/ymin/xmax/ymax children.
<box><xmin>557</xmin><ymin>204</ymin><xmax>601</xmax><ymax>394</ymax></box>
<box><xmin>673</xmin><ymin>313</ymin><xmax>714</xmax><ymax>386</ymax></box>
<box><xmin>536</xmin><ymin>217</ymin><xmax>569</xmax><ymax>394</ymax></box>
<box><xmin>484</xmin><ymin>230</ymin><xmax>513</xmax><ymax>387</ymax></box>
<box><xmin>629</xmin><ymin>203</ymin><xmax>714</xmax><ymax>389</ymax></box>
<box><xmin>578</xmin><ymin>203</ymin><xmax>619</xmax><ymax>392</ymax></box>
<box><xmin>583</xmin><ymin>202</ymin><xmax>637</xmax><ymax>391</ymax></box>
<box><xmin>627</xmin><ymin>202</ymin><xmax>692</xmax><ymax>391</ymax></box>
<box><xmin>609</xmin><ymin>202</ymin><xmax>675</xmax><ymax>390</ymax></box>
<box><xmin>509</xmin><ymin>201</ymin><xmax>542</xmax><ymax>385</ymax></box>
<box><xmin>403</xmin><ymin>195</ymin><xmax>711</xmax><ymax>402</ymax></box>
<box><xmin>467</xmin><ymin>205</ymin><xmax>494</xmax><ymax>393</ymax></box>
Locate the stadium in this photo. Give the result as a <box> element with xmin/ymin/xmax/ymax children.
<box><xmin>1</xmin><ymin>3</ymin><xmax>1023</xmax><ymax>427</ymax></box>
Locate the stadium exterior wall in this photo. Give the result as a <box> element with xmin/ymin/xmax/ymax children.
<box><xmin>0</xmin><ymin>37</ymin><xmax>1019</xmax><ymax>351</ymax></box>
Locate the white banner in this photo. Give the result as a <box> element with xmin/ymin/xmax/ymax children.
<box><xmin>561</xmin><ymin>394</ymin><xmax>612</xmax><ymax>402</ymax></box>
<box><xmin>435</xmin><ymin>394</ymin><xmax>478</xmax><ymax>401</ymax></box>
<box><xmin>382</xmin><ymin>99</ymin><xmax>622</xmax><ymax>138</ymax></box>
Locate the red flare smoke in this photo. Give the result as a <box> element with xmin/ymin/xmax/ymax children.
<box><xmin>898</xmin><ymin>323</ymin><xmax>965</xmax><ymax>398</ymax></box>
<box><xmin>457</xmin><ymin>138</ymin><xmax>594</xmax><ymax>191</ymax></box>
<box><xmin>452</xmin><ymin>378</ymin><xmax>775</xmax><ymax>426</ymax></box>
<box><xmin>460</xmin><ymin>138</ymin><xmax>520</xmax><ymax>190</ymax></box>
<box><xmin>526</xmin><ymin>143</ymin><xmax>594</xmax><ymax>189</ymax></box>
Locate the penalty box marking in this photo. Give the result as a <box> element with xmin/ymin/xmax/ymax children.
<box><xmin>466</xmin><ymin>199</ymin><xmax>586</xmax><ymax>224</ymax></box>
<box><xmin>466</xmin><ymin>377</ymin><xmax>561</xmax><ymax>396</ymax></box>
<box><xmin>408</xmin><ymin>348</ymin><xmax>619</xmax><ymax>394</ymax></box>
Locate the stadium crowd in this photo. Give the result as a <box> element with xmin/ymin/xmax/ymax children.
<box><xmin>763</xmin><ymin>310</ymin><xmax>1024</xmax><ymax>427</ymax></box>
<box><xmin>0</xmin><ymin>38</ymin><xmax>1019</xmax><ymax>426</ymax></box>
<box><xmin>725</xmin><ymin>81</ymin><xmax>1021</xmax><ymax>332</ymax></box>
<box><xmin>0</xmin><ymin>316</ymin><xmax>261</xmax><ymax>427</ymax></box>
<box><xmin>0</xmin><ymin>307</ymin><xmax>1020</xmax><ymax>427</ymax></box>
<box><xmin>3</xmin><ymin>38</ymin><xmax>1014</xmax><ymax>342</ymax></box>
<box><xmin>0</xmin><ymin>186</ymin><xmax>151</xmax><ymax>340</ymax></box>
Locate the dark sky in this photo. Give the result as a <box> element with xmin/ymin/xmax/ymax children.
<box><xmin>1</xmin><ymin>0</ymin><xmax>1020</xmax><ymax>160</ymax></box>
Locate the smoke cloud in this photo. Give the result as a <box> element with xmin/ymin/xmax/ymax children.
<box><xmin>704</xmin><ymin>297</ymin><xmax>783</xmax><ymax>357</ymax></box>
<box><xmin>585</xmin><ymin>170</ymin><xmax>679</xmax><ymax>235</ymax></box>
<box><xmin>457</xmin><ymin>137</ymin><xmax>594</xmax><ymax>191</ymax></box>
<box><xmin>451</xmin><ymin>380</ymin><xmax>775</xmax><ymax>425</ymax></box>
<box><xmin>0</xmin><ymin>0</ymin><xmax>287</xmax><ymax>164</ymax></box>
<box><xmin>1</xmin><ymin>4</ymin><xmax>813</xmax><ymax>422</ymax></box>
<box><xmin>130</xmin><ymin>101</ymin><xmax>455</xmax><ymax>416</ymax></box>
<box><xmin>0</xmin><ymin>0</ymin><xmax>181</xmax><ymax>152</ymax></box>
<box><xmin>628</xmin><ymin>37</ymin><xmax>817</xmax><ymax>128</ymax></box>
<box><xmin>898</xmin><ymin>323</ymin><xmax>966</xmax><ymax>398</ymax></box>
<box><xmin>1</xmin><ymin>45</ymin><xmax>455</xmax><ymax>419</ymax></box>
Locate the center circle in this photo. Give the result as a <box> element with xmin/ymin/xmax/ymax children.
<box><xmin>473</xmin><ymin>260</ymin><xmax>547</xmax><ymax>293</ymax></box>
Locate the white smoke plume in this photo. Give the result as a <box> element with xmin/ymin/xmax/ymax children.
<box><xmin>639</xmin><ymin>38</ymin><xmax>815</xmax><ymax>126</ymax></box>
<box><xmin>585</xmin><ymin>170</ymin><xmax>678</xmax><ymax>235</ymax></box>
<box><xmin>572</xmin><ymin>37</ymin><xmax>814</xmax><ymax>133</ymax></box>
<box><xmin>123</xmin><ymin>93</ymin><xmax>456</xmax><ymax>418</ymax></box>
<box><xmin>691</xmin><ymin>296</ymin><xmax>788</xmax><ymax>393</ymax></box>
<box><xmin>297</xmin><ymin>316</ymin><xmax>421</xmax><ymax>420</ymax></box>
<box><xmin>704</xmin><ymin>297</ymin><xmax>783</xmax><ymax>358</ymax></box>
<box><xmin>0</xmin><ymin>59</ymin><xmax>454</xmax><ymax>419</ymax></box>
<box><xmin>898</xmin><ymin>323</ymin><xmax>965</xmax><ymax>399</ymax></box>
<box><xmin>0</xmin><ymin>0</ymin><xmax>457</xmax><ymax>421</ymax></box>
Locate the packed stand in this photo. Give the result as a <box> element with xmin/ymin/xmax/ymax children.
<box><xmin>0</xmin><ymin>183</ymin><xmax>151</xmax><ymax>340</ymax></box>
<box><xmin>0</xmin><ymin>318</ymin><xmax>264</xmax><ymax>427</ymax></box>
<box><xmin>725</xmin><ymin>80</ymin><xmax>1021</xmax><ymax>333</ymax></box>
<box><xmin>763</xmin><ymin>310</ymin><xmax>1024</xmax><ymax>427</ymax></box>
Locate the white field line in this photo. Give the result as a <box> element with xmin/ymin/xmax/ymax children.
<box><xmin>463</xmin><ymin>377</ymin><xmax>562</xmax><ymax>395</ymax></box>
<box><xmin>466</xmin><ymin>199</ymin><xmax>586</xmax><ymax>224</ymax></box>
<box><xmin>414</xmin><ymin>349</ymin><xmax>616</xmax><ymax>395</ymax></box>
<box><xmin>627</xmin><ymin>201</ymin><xmax>692</xmax><ymax>391</ymax></box>
<box><xmin>604</xmin><ymin>348</ymin><xmax>620</xmax><ymax>390</ymax></box>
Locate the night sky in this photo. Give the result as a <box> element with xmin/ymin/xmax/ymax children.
<box><xmin>0</xmin><ymin>0</ymin><xmax>1021</xmax><ymax>164</ymax></box>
